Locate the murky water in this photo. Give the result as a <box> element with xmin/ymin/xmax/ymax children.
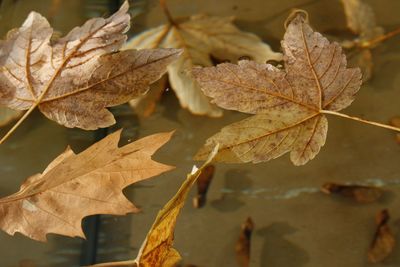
<box><xmin>0</xmin><ymin>0</ymin><xmax>399</xmax><ymax>266</ymax></box>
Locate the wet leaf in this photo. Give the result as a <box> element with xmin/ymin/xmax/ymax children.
<box><xmin>124</xmin><ymin>6</ymin><xmax>281</xmax><ymax>117</ymax></box>
<box><xmin>192</xmin><ymin>164</ymin><xmax>215</xmax><ymax>208</ymax></box>
<box><xmin>91</xmin><ymin>145</ymin><xmax>219</xmax><ymax>267</ymax></box>
<box><xmin>0</xmin><ymin>106</ymin><xmax>21</xmax><ymax>127</ymax></box>
<box><xmin>321</xmin><ymin>182</ymin><xmax>383</xmax><ymax>203</ymax></box>
<box><xmin>368</xmin><ymin>209</ymin><xmax>395</xmax><ymax>263</ymax></box>
<box><xmin>0</xmin><ymin>1</ymin><xmax>181</xmax><ymax>134</ymax></box>
<box><xmin>0</xmin><ymin>130</ymin><xmax>174</xmax><ymax>241</ymax></box>
<box><xmin>193</xmin><ymin>11</ymin><xmax>362</xmax><ymax>165</ymax></box>
<box><xmin>235</xmin><ymin>217</ymin><xmax>254</xmax><ymax>267</ymax></box>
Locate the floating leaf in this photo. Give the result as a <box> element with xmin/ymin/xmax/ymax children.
<box><xmin>235</xmin><ymin>217</ymin><xmax>254</xmax><ymax>267</ymax></box>
<box><xmin>321</xmin><ymin>182</ymin><xmax>383</xmax><ymax>203</ymax></box>
<box><xmin>123</xmin><ymin>2</ymin><xmax>281</xmax><ymax>117</ymax></box>
<box><xmin>0</xmin><ymin>130</ymin><xmax>174</xmax><ymax>241</ymax></box>
<box><xmin>0</xmin><ymin>1</ymin><xmax>181</xmax><ymax>143</ymax></box>
<box><xmin>368</xmin><ymin>209</ymin><xmax>395</xmax><ymax>263</ymax></box>
<box><xmin>193</xmin><ymin>11</ymin><xmax>362</xmax><ymax>165</ymax></box>
<box><xmin>91</xmin><ymin>145</ymin><xmax>219</xmax><ymax>267</ymax></box>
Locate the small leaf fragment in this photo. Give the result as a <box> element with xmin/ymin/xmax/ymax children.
<box><xmin>0</xmin><ymin>130</ymin><xmax>175</xmax><ymax>241</ymax></box>
<box><xmin>321</xmin><ymin>182</ymin><xmax>383</xmax><ymax>203</ymax></box>
<box><xmin>192</xmin><ymin>164</ymin><xmax>215</xmax><ymax>208</ymax></box>
<box><xmin>235</xmin><ymin>217</ymin><xmax>254</xmax><ymax>267</ymax></box>
<box><xmin>368</xmin><ymin>209</ymin><xmax>395</xmax><ymax>263</ymax></box>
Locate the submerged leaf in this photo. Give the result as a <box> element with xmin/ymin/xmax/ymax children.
<box><xmin>340</xmin><ymin>0</ymin><xmax>384</xmax><ymax>42</ymax></box>
<box><xmin>0</xmin><ymin>106</ymin><xmax>21</xmax><ymax>127</ymax></box>
<box><xmin>194</xmin><ymin>11</ymin><xmax>361</xmax><ymax>165</ymax></box>
<box><xmin>0</xmin><ymin>1</ymin><xmax>181</xmax><ymax>132</ymax></box>
<box><xmin>389</xmin><ymin>116</ymin><xmax>400</xmax><ymax>144</ymax></box>
<box><xmin>235</xmin><ymin>217</ymin><xmax>254</xmax><ymax>267</ymax></box>
<box><xmin>368</xmin><ymin>209</ymin><xmax>395</xmax><ymax>263</ymax></box>
<box><xmin>192</xmin><ymin>164</ymin><xmax>215</xmax><ymax>208</ymax></box>
<box><xmin>0</xmin><ymin>130</ymin><xmax>174</xmax><ymax>241</ymax></box>
<box><xmin>124</xmin><ymin>11</ymin><xmax>281</xmax><ymax>117</ymax></box>
<box><xmin>321</xmin><ymin>182</ymin><xmax>383</xmax><ymax>203</ymax></box>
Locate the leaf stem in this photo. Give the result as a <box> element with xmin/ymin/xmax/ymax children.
<box><xmin>321</xmin><ymin>110</ymin><xmax>400</xmax><ymax>133</ymax></box>
<box><xmin>89</xmin><ymin>260</ymin><xmax>136</xmax><ymax>267</ymax></box>
<box><xmin>361</xmin><ymin>26</ymin><xmax>400</xmax><ymax>48</ymax></box>
<box><xmin>0</xmin><ymin>104</ymin><xmax>38</xmax><ymax>145</ymax></box>
<box><xmin>159</xmin><ymin>0</ymin><xmax>176</xmax><ymax>26</ymax></box>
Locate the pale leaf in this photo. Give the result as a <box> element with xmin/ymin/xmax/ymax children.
<box><xmin>0</xmin><ymin>1</ymin><xmax>181</xmax><ymax>130</ymax></box>
<box><xmin>0</xmin><ymin>130</ymin><xmax>175</xmax><ymax>241</ymax></box>
<box><xmin>124</xmin><ymin>14</ymin><xmax>281</xmax><ymax>117</ymax></box>
<box><xmin>193</xmin><ymin>12</ymin><xmax>361</xmax><ymax>165</ymax></box>
<box><xmin>340</xmin><ymin>0</ymin><xmax>384</xmax><ymax>41</ymax></box>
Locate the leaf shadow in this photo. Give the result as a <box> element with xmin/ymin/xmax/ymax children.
<box><xmin>257</xmin><ymin>222</ymin><xmax>310</xmax><ymax>267</ymax></box>
<box><xmin>211</xmin><ymin>169</ymin><xmax>253</xmax><ymax>212</ymax></box>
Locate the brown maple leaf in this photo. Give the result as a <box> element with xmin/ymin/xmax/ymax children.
<box><xmin>91</xmin><ymin>145</ymin><xmax>219</xmax><ymax>267</ymax></box>
<box><xmin>123</xmin><ymin>0</ymin><xmax>281</xmax><ymax>117</ymax></box>
<box><xmin>192</xmin><ymin>11</ymin><xmax>400</xmax><ymax>166</ymax></box>
<box><xmin>0</xmin><ymin>130</ymin><xmax>174</xmax><ymax>241</ymax></box>
<box><xmin>0</xmin><ymin>1</ymin><xmax>181</xmax><ymax>144</ymax></box>
<box><xmin>192</xmin><ymin>11</ymin><xmax>361</xmax><ymax>165</ymax></box>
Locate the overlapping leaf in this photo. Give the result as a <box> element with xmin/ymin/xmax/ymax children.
<box><xmin>193</xmin><ymin>12</ymin><xmax>362</xmax><ymax>165</ymax></box>
<box><xmin>124</xmin><ymin>12</ymin><xmax>281</xmax><ymax>117</ymax></box>
<box><xmin>92</xmin><ymin>145</ymin><xmax>219</xmax><ymax>267</ymax></box>
<box><xmin>0</xmin><ymin>130</ymin><xmax>174</xmax><ymax>241</ymax></box>
<box><xmin>0</xmin><ymin>1</ymin><xmax>181</xmax><ymax>134</ymax></box>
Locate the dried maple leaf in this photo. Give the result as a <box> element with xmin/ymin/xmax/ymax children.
<box><xmin>235</xmin><ymin>217</ymin><xmax>254</xmax><ymax>267</ymax></box>
<box><xmin>91</xmin><ymin>145</ymin><xmax>219</xmax><ymax>267</ymax></box>
<box><xmin>321</xmin><ymin>182</ymin><xmax>383</xmax><ymax>203</ymax></box>
<box><xmin>123</xmin><ymin>0</ymin><xmax>281</xmax><ymax>117</ymax></box>
<box><xmin>368</xmin><ymin>209</ymin><xmax>395</xmax><ymax>263</ymax></box>
<box><xmin>193</xmin><ymin>10</ymin><xmax>400</xmax><ymax>166</ymax></box>
<box><xmin>0</xmin><ymin>106</ymin><xmax>21</xmax><ymax>127</ymax></box>
<box><xmin>0</xmin><ymin>1</ymin><xmax>181</xmax><ymax>144</ymax></box>
<box><xmin>0</xmin><ymin>130</ymin><xmax>174</xmax><ymax>241</ymax></box>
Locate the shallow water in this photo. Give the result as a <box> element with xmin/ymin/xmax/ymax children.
<box><xmin>0</xmin><ymin>0</ymin><xmax>400</xmax><ymax>266</ymax></box>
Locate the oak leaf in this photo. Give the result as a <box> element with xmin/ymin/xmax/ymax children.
<box><xmin>0</xmin><ymin>1</ymin><xmax>181</xmax><ymax>141</ymax></box>
<box><xmin>91</xmin><ymin>145</ymin><xmax>219</xmax><ymax>267</ymax></box>
<box><xmin>193</xmin><ymin>11</ymin><xmax>362</xmax><ymax>165</ymax></box>
<box><xmin>123</xmin><ymin>4</ymin><xmax>281</xmax><ymax>117</ymax></box>
<box><xmin>0</xmin><ymin>130</ymin><xmax>174</xmax><ymax>241</ymax></box>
